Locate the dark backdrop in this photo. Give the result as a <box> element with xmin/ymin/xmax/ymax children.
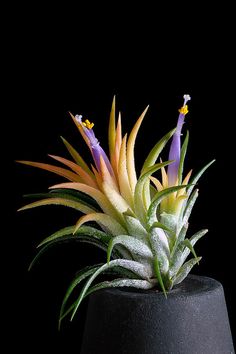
<box><xmin>5</xmin><ymin>4</ymin><xmax>235</xmax><ymax>352</ymax></box>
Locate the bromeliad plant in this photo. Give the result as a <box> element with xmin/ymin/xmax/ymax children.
<box><xmin>18</xmin><ymin>95</ymin><xmax>214</xmax><ymax>324</ymax></box>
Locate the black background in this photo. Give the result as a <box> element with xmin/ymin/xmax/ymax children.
<box><xmin>4</xmin><ymin>4</ymin><xmax>235</xmax><ymax>352</ymax></box>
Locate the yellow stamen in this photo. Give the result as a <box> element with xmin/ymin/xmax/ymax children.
<box><xmin>178</xmin><ymin>105</ymin><xmax>189</xmax><ymax>115</ymax></box>
<box><xmin>82</xmin><ymin>119</ymin><xmax>94</xmax><ymax>129</ymax></box>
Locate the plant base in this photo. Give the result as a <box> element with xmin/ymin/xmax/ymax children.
<box><xmin>80</xmin><ymin>275</ymin><xmax>234</xmax><ymax>354</ymax></box>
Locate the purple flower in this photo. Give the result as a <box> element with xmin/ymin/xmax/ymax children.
<box><xmin>167</xmin><ymin>94</ymin><xmax>191</xmax><ymax>186</ymax></box>
<box><xmin>75</xmin><ymin>115</ymin><xmax>114</xmax><ymax>175</ymax></box>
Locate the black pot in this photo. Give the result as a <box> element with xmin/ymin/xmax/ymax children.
<box><xmin>80</xmin><ymin>275</ymin><xmax>234</xmax><ymax>354</ymax></box>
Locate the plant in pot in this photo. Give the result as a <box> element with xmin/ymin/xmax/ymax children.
<box><xmin>18</xmin><ymin>95</ymin><xmax>234</xmax><ymax>354</ymax></box>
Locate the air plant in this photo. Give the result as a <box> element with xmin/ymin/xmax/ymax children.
<box><xmin>18</xmin><ymin>95</ymin><xmax>214</xmax><ymax>325</ymax></box>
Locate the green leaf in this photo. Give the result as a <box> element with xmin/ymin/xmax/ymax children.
<box><xmin>187</xmin><ymin>159</ymin><xmax>215</xmax><ymax>196</ymax></box>
<box><xmin>147</xmin><ymin>185</ymin><xmax>188</xmax><ymax>227</ymax></box>
<box><xmin>23</xmin><ymin>189</ymin><xmax>101</xmax><ymax>211</ymax></box>
<box><xmin>38</xmin><ymin>225</ymin><xmax>111</xmax><ymax>247</ymax></box>
<box><xmin>107</xmin><ymin>235</ymin><xmax>152</xmax><ymax>264</ymax></box>
<box><xmin>59</xmin><ymin>264</ymin><xmax>102</xmax><ymax>326</ymax></box>
<box><xmin>178</xmin><ymin>131</ymin><xmax>189</xmax><ymax>185</ymax></box>
<box><xmin>134</xmin><ymin>161</ymin><xmax>173</xmax><ymax>225</ymax></box>
<box><xmin>180</xmin><ymin>189</ymin><xmax>199</xmax><ymax>229</ymax></box>
<box><xmin>181</xmin><ymin>229</ymin><xmax>208</xmax><ymax>264</ymax></box>
<box><xmin>153</xmin><ymin>256</ymin><xmax>167</xmax><ymax>297</ymax></box>
<box><xmin>182</xmin><ymin>239</ymin><xmax>198</xmax><ymax>262</ymax></box>
<box><xmin>170</xmin><ymin>223</ymin><xmax>189</xmax><ymax>258</ymax></box>
<box><xmin>18</xmin><ymin>198</ymin><xmax>95</xmax><ymax>214</ymax></box>
<box><xmin>141</xmin><ymin>128</ymin><xmax>175</xmax><ymax>172</ymax></box>
<box><xmin>60</xmin><ymin>136</ymin><xmax>94</xmax><ymax>177</ymax></box>
<box><xmin>149</xmin><ymin>227</ymin><xmax>169</xmax><ymax>275</ymax></box>
<box><xmin>150</xmin><ymin>221</ymin><xmax>175</xmax><ymax>237</ymax></box>
<box><xmin>50</xmin><ymin>188</ymin><xmax>101</xmax><ymax>210</ymax></box>
<box><xmin>70</xmin><ymin>259</ymin><xmax>152</xmax><ymax>320</ymax></box>
<box><xmin>124</xmin><ymin>215</ymin><xmax>148</xmax><ymax>242</ymax></box>
<box><xmin>29</xmin><ymin>233</ymin><xmax>117</xmax><ymax>271</ymax></box>
<box><xmin>172</xmin><ymin>257</ymin><xmax>202</xmax><ymax>285</ymax></box>
<box><xmin>189</xmin><ymin>229</ymin><xmax>208</xmax><ymax>245</ymax></box>
<box><xmin>86</xmin><ymin>278</ymin><xmax>156</xmax><ymax>297</ymax></box>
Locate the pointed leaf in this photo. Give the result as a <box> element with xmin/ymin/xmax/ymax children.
<box><xmin>59</xmin><ymin>264</ymin><xmax>102</xmax><ymax>324</ymax></box>
<box><xmin>49</xmin><ymin>188</ymin><xmax>101</xmax><ymax>210</ymax></box>
<box><xmin>18</xmin><ymin>197</ymin><xmax>95</xmax><ymax>214</ymax></box>
<box><xmin>48</xmin><ymin>154</ymin><xmax>97</xmax><ymax>188</ymax></box>
<box><xmin>60</xmin><ymin>136</ymin><xmax>94</xmax><ymax>177</ymax></box>
<box><xmin>118</xmin><ymin>134</ymin><xmax>134</xmax><ymax>207</ymax></box>
<box><xmin>108</xmin><ymin>96</ymin><xmax>116</xmax><ymax>162</ymax></box>
<box><xmin>70</xmin><ymin>259</ymin><xmax>152</xmax><ymax>320</ymax></box>
<box><xmin>153</xmin><ymin>256</ymin><xmax>167</xmax><ymax>297</ymax></box>
<box><xmin>16</xmin><ymin>160</ymin><xmax>82</xmax><ymax>182</ymax></box>
<box><xmin>38</xmin><ymin>225</ymin><xmax>112</xmax><ymax>247</ymax></box>
<box><xmin>142</xmin><ymin>128</ymin><xmax>176</xmax><ymax>172</ymax></box>
<box><xmin>181</xmin><ymin>229</ymin><xmax>208</xmax><ymax>264</ymax></box>
<box><xmin>178</xmin><ymin>131</ymin><xmax>189</xmax><ymax>184</ymax></box>
<box><xmin>182</xmin><ymin>239</ymin><xmax>198</xmax><ymax>262</ymax></box>
<box><xmin>187</xmin><ymin>159</ymin><xmax>215</xmax><ymax>196</ymax></box>
<box><xmin>181</xmin><ymin>189</ymin><xmax>199</xmax><ymax>228</ymax></box>
<box><xmin>127</xmin><ymin>106</ymin><xmax>149</xmax><ymax>193</ymax></box>
<box><xmin>172</xmin><ymin>257</ymin><xmax>202</xmax><ymax>285</ymax></box>
<box><xmin>49</xmin><ymin>182</ymin><xmax>118</xmax><ymax>219</ymax></box>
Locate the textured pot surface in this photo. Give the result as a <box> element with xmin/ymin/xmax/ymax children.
<box><xmin>81</xmin><ymin>275</ymin><xmax>234</xmax><ymax>354</ymax></box>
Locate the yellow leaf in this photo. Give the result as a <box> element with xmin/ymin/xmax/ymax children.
<box><xmin>74</xmin><ymin>212</ymin><xmax>127</xmax><ymax>236</ymax></box>
<box><xmin>49</xmin><ymin>182</ymin><xmax>118</xmax><ymax>220</ymax></box>
<box><xmin>127</xmin><ymin>106</ymin><xmax>149</xmax><ymax>193</ymax></box>
<box><xmin>118</xmin><ymin>134</ymin><xmax>134</xmax><ymax>208</ymax></box>
<box><xmin>177</xmin><ymin>170</ymin><xmax>193</xmax><ymax>197</ymax></box>
<box><xmin>108</xmin><ymin>96</ymin><xmax>116</xmax><ymax>162</ymax></box>
<box><xmin>150</xmin><ymin>176</ymin><xmax>163</xmax><ymax>192</ymax></box>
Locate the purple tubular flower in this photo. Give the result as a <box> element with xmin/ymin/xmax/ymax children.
<box><xmin>167</xmin><ymin>95</ymin><xmax>191</xmax><ymax>186</ymax></box>
<box><xmin>75</xmin><ymin>115</ymin><xmax>114</xmax><ymax>175</ymax></box>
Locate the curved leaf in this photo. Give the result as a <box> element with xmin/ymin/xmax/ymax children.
<box><xmin>141</xmin><ymin>128</ymin><xmax>176</xmax><ymax>172</ymax></box>
<box><xmin>147</xmin><ymin>185</ymin><xmax>188</xmax><ymax>227</ymax></box>
<box><xmin>187</xmin><ymin>159</ymin><xmax>215</xmax><ymax>196</ymax></box>
<box><xmin>134</xmin><ymin>161</ymin><xmax>172</xmax><ymax>225</ymax></box>
<box><xmin>38</xmin><ymin>225</ymin><xmax>112</xmax><ymax>247</ymax></box>
<box><xmin>16</xmin><ymin>160</ymin><xmax>82</xmax><ymax>182</ymax></box>
<box><xmin>49</xmin><ymin>182</ymin><xmax>118</xmax><ymax>219</ymax></box>
<box><xmin>70</xmin><ymin>259</ymin><xmax>152</xmax><ymax>320</ymax></box>
<box><xmin>86</xmin><ymin>278</ymin><xmax>156</xmax><ymax>297</ymax></box>
<box><xmin>48</xmin><ymin>154</ymin><xmax>97</xmax><ymax>188</ymax></box>
<box><xmin>59</xmin><ymin>264</ymin><xmax>102</xmax><ymax>327</ymax></box>
<box><xmin>74</xmin><ymin>213</ymin><xmax>127</xmax><ymax>236</ymax></box>
<box><xmin>18</xmin><ymin>197</ymin><xmax>95</xmax><ymax>214</ymax></box>
<box><xmin>172</xmin><ymin>257</ymin><xmax>202</xmax><ymax>285</ymax></box>
<box><xmin>107</xmin><ymin>235</ymin><xmax>152</xmax><ymax>263</ymax></box>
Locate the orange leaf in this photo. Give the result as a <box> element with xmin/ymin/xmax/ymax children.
<box><xmin>16</xmin><ymin>160</ymin><xmax>82</xmax><ymax>182</ymax></box>
<box><xmin>48</xmin><ymin>154</ymin><xmax>97</xmax><ymax>188</ymax></box>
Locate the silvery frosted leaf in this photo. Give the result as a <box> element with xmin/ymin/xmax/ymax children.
<box><xmin>172</xmin><ymin>257</ymin><xmax>202</xmax><ymax>285</ymax></box>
